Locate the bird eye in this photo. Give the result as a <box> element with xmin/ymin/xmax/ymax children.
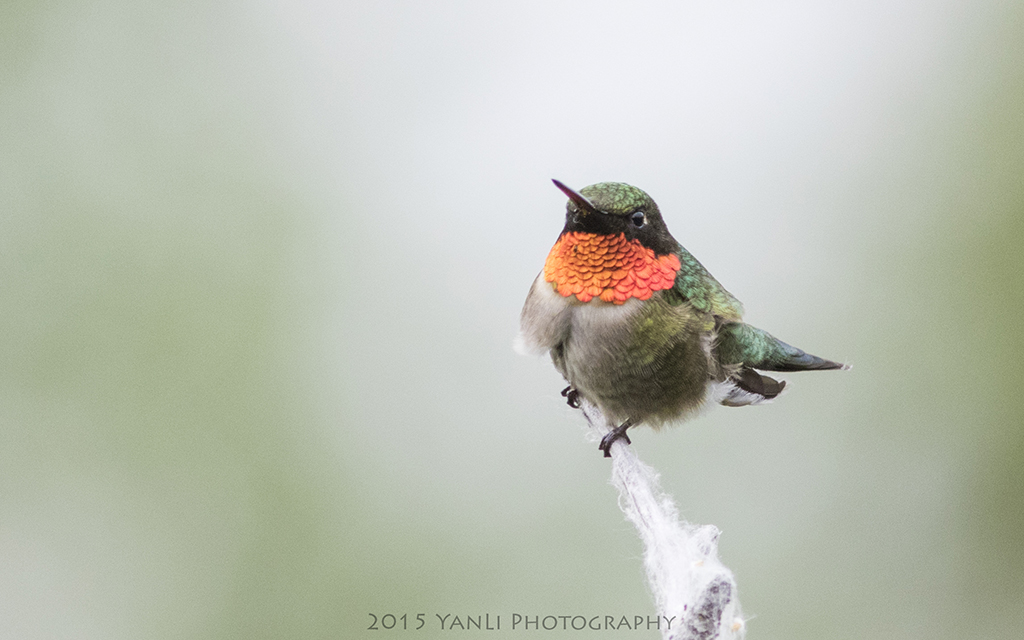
<box><xmin>631</xmin><ymin>211</ymin><xmax>646</xmax><ymax>228</ymax></box>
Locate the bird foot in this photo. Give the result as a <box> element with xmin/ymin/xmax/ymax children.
<box><xmin>598</xmin><ymin>420</ymin><xmax>633</xmax><ymax>458</ymax></box>
<box><xmin>560</xmin><ymin>385</ymin><xmax>581</xmax><ymax>409</ymax></box>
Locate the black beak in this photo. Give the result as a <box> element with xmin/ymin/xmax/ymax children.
<box><xmin>552</xmin><ymin>179</ymin><xmax>601</xmax><ymax>217</ymax></box>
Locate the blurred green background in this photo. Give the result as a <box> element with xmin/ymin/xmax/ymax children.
<box><xmin>2</xmin><ymin>1</ymin><xmax>1022</xmax><ymax>639</ymax></box>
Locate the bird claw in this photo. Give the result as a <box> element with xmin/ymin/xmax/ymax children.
<box><xmin>598</xmin><ymin>420</ymin><xmax>633</xmax><ymax>458</ymax></box>
<box><xmin>560</xmin><ymin>385</ymin><xmax>581</xmax><ymax>409</ymax></box>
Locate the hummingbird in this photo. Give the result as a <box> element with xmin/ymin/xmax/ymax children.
<box><xmin>517</xmin><ymin>180</ymin><xmax>847</xmax><ymax>457</ymax></box>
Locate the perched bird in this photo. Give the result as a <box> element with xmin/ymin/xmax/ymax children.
<box><xmin>517</xmin><ymin>180</ymin><xmax>847</xmax><ymax>457</ymax></box>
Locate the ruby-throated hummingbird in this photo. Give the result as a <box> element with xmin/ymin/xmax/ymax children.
<box><xmin>518</xmin><ymin>180</ymin><xmax>847</xmax><ymax>457</ymax></box>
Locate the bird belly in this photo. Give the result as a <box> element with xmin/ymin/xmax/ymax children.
<box><xmin>561</xmin><ymin>296</ymin><xmax>713</xmax><ymax>428</ymax></box>
<box><xmin>516</xmin><ymin>273</ymin><xmax>575</xmax><ymax>356</ymax></box>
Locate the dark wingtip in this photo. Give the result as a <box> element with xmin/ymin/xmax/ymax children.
<box><xmin>810</xmin><ymin>356</ymin><xmax>850</xmax><ymax>371</ymax></box>
<box><xmin>761</xmin><ymin>352</ymin><xmax>850</xmax><ymax>372</ymax></box>
<box><xmin>809</xmin><ymin>358</ymin><xmax>848</xmax><ymax>371</ymax></box>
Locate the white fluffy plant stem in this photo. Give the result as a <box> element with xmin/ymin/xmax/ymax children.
<box><xmin>580</xmin><ymin>401</ymin><xmax>746</xmax><ymax>640</ymax></box>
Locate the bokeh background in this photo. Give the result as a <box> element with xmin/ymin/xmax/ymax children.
<box><xmin>2</xmin><ymin>1</ymin><xmax>1022</xmax><ymax>638</ymax></box>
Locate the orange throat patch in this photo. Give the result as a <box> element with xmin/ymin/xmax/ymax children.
<box><xmin>543</xmin><ymin>232</ymin><xmax>681</xmax><ymax>304</ymax></box>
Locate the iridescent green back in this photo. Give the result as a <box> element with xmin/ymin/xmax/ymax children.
<box><xmin>668</xmin><ymin>250</ymin><xmax>744</xmax><ymax>320</ymax></box>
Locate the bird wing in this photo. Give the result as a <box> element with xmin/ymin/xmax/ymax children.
<box><xmin>714</xmin><ymin>322</ymin><xmax>846</xmax><ymax>371</ymax></box>
<box><xmin>664</xmin><ymin>249</ymin><xmax>744</xmax><ymax>321</ymax></box>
